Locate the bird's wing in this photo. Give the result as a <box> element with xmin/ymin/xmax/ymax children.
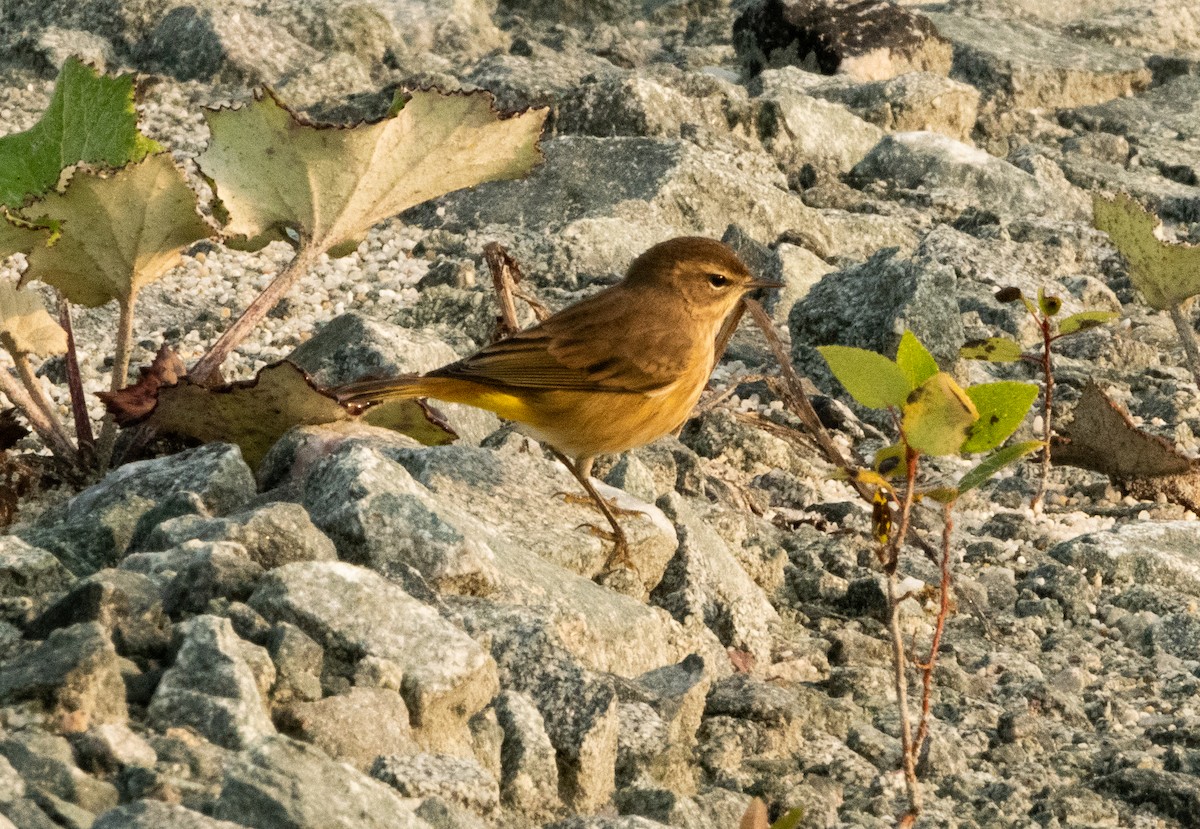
<box><xmin>429</xmin><ymin>288</ymin><xmax>696</xmax><ymax>394</ymax></box>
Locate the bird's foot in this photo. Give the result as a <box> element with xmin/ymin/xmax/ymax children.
<box><xmin>556</xmin><ymin>491</ymin><xmax>645</xmax><ymax>518</ymax></box>
<box><xmin>576</xmin><ymin>522</ymin><xmax>639</xmax><ymax>576</ymax></box>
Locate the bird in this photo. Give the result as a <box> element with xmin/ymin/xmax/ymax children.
<box><xmin>336</xmin><ymin>236</ymin><xmax>781</xmax><ymax>572</ymax></box>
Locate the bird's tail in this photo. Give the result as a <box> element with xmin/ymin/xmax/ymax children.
<box><xmin>334</xmin><ymin>375</ymin><xmax>427</xmax><ymax>408</ymax></box>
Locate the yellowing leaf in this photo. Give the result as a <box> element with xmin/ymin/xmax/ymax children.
<box><xmin>818</xmin><ymin>345</ymin><xmax>910</xmax><ymax>409</ymax></box>
<box><xmin>961</xmin><ymin>381</ymin><xmax>1038</xmax><ymax>453</ymax></box>
<box><xmin>902</xmin><ymin>372</ymin><xmax>978</xmax><ymax>456</ymax></box>
<box><xmin>18</xmin><ymin>154</ymin><xmax>213</xmax><ymax>307</ymax></box>
<box><xmin>1057</xmin><ymin>310</ymin><xmax>1119</xmax><ymax>336</ymax></box>
<box><xmin>0</xmin><ymin>209</ymin><xmax>50</xmax><ymax>261</ymax></box>
<box><xmin>0</xmin><ymin>282</ymin><xmax>67</xmax><ymax>356</ymax></box>
<box><xmin>895</xmin><ymin>330</ymin><xmax>939</xmax><ymax>390</ymax></box>
<box><xmin>959</xmin><ymin>337</ymin><xmax>1024</xmax><ymax>362</ymax></box>
<box><xmin>1092</xmin><ymin>192</ymin><xmax>1200</xmax><ymax>310</ymax></box>
<box><xmin>872</xmin><ymin>442</ymin><xmax>906</xmax><ymax>478</ymax></box>
<box><xmin>145</xmin><ymin>361</ymin><xmax>456</xmax><ymax>470</ymax></box>
<box><xmin>0</xmin><ymin>58</ymin><xmax>161</xmax><ymax>208</ymax></box>
<box><xmin>197</xmin><ymin>89</ymin><xmax>547</xmax><ymax>253</ymax></box>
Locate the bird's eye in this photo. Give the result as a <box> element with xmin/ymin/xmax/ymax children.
<box><xmin>707</xmin><ymin>273</ymin><xmax>729</xmax><ymax>288</ymax></box>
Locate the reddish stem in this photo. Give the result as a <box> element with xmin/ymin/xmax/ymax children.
<box><xmin>56</xmin><ymin>297</ymin><xmax>95</xmax><ymax>456</ymax></box>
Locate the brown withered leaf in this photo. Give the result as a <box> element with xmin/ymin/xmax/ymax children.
<box><xmin>144</xmin><ymin>361</ymin><xmax>456</xmax><ymax>470</ymax></box>
<box><xmin>1053</xmin><ymin>381</ymin><xmax>1200</xmax><ymax>510</ymax></box>
<box><xmin>98</xmin><ymin>344</ymin><xmax>187</xmax><ymax>426</ymax></box>
<box><xmin>0</xmin><ymin>408</ymin><xmax>29</xmax><ymax>451</ymax></box>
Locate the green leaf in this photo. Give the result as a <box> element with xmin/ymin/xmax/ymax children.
<box><xmin>1092</xmin><ymin>192</ymin><xmax>1200</xmax><ymax>310</ymax></box>
<box><xmin>902</xmin><ymin>372</ymin><xmax>978</xmax><ymax>456</ymax></box>
<box><xmin>17</xmin><ymin>154</ymin><xmax>213</xmax><ymax>307</ymax></box>
<box><xmin>961</xmin><ymin>381</ymin><xmax>1039</xmax><ymax>453</ymax></box>
<box><xmin>895</xmin><ymin>330</ymin><xmax>939</xmax><ymax>390</ymax></box>
<box><xmin>817</xmin><ymin>345</ymin><xmax>911</xmax><ymax>409</ymax></box>
<box><xmin>770</xmin><ymin>809</ymin><xmax>805</xmax><ymax>829</ymax></box>
<box><xmin>146</xmin><ymin>361</ymin><xmax>456</xmax><ymax>470</ymax></box>
<box><xmin>1057</xmin><ymin>310</ymin><xmax>1119</xmax><ymax>336</ymax></box>
<box><xmin>0</xmin><ymin>282</ymin><xmax>67</xmax><ymax>356</ymax></box>
<box><xmin>0</xmin><ymin>58</ymin><xmax>161</xmax><ymax>208</ymax></box>
<box><xmin>1037</xmin><ymin>287</ymin><xmax>1062</xmax><ymax>317</ymax></box>
<box><xmin>197</xmin><ymin>88</ymin><xmax>547</xmax><ymax>253</ymax></box>
<box><xmin>957</xmin><ymin>440</ymin><xmax>1043</xmax><ymax>496</ymax></box>
<box><xmin>959</xmin><ymin>337</ymin><xmax>1024</xmax><ymax>362</ymax></box>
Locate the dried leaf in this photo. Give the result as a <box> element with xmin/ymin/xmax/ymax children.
<box><xmin>98</xmin><ymin>344</ymin><xmax>187</xmax><ymax>425</ymax></box>
<box><xmin>740</xmin><ymin>799</ymin><xmax>770</xmax><ymax>829</ymax></box>
<box><xmin>0</xmin><ymin>408</ymin><xmax>29</xmax><ymax>450</ymax></box>
<box><xmin>18</xmin><ymin>155</ymin><xmax>213</xmax><ymax>307</ymax></box>
<box><xmin>0</xmin><ymin>58</ymin><xmax>160</xmax><ymax>208</ymax></box>
<box><xmin>0</xmin><ymin>282</ymin><xmax>67</xmax><ymax>356</ymax></box>
<box><xmin>145</xmin><ymin>361</ymin><xmax>455</xmax><ymax>470</ymax></box>
<box><xmin>197</xmin><ymin>89</ymin><xmax>547</xmax><ymax>253</ymax></box>
<box><xmin>1092</xmin><ymin>192</ymin><xmax>1200</xmax><ymax>310</ymax></box>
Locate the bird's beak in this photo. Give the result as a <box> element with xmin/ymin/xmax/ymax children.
<box><xmin>747</xmin><ymin>276</ymin><xmax>784</xmax><ymax>290</ymax></box>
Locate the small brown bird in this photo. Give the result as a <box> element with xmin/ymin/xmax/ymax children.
<box><xmin>337</xmin><ymin>237</ymin><xmax>779</xmax><ymax>570</ymax></box>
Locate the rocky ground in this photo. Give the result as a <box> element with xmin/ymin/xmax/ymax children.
<box><xmin>2</xmin><ymin>0</ymin><xmax>1200</xmax><ymax>827</ymax></box>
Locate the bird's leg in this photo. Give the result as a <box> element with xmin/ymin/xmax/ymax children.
<box><xmin>550</xmin><ymin>449</ymin><xmax>635</xmax><ymax>573</ymax></box>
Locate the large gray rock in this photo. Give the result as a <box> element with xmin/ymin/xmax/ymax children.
<box><xmin>136</xmin><ymin>502</ymin><xmax>338</xmax><ymax>569</ymax></box>
<box><xmin>615</xmin><ymin>655</ymin><xmax>711</xmax><ymax>792</ymax></box>
<box><xmin>755</xmin><ymin>88</ymin><xmax>883</xmax><ymax>175</ymax></box>
<box><xmin>276</xmin><ymin>687</ymin><xmax>418</xmax><ymax>771</ymax></box>
<box><xmin>849</xmin><ymin>131</ymin><xmax>1086</xmax><ymax>221</ymax></box>
<box><xmin>249</xmin><ymin>560</ymin><xmax>498</xmax><ymax>753</ymax></box>
<box><xmin>94</xmin><ymin>801</ymin><xmax>244</xmax><ymax>829</ymax></box>
<box><xmin>493</xmin><ymin>690</ymin><xmax>559</xmax><ymax>817</ymax></box>
<box><xmin>0</xmin><ymin>729</ymin><xmax>118</xmax><ymax>814</ymax></box>
<box><xmin>1050</xmin><ymin>521</ymin><xmax>1200</xmax><ymax>596</ymax></box>
<box><xmin>0</xmin><ymin>622</ymin><xmax>126</xmax><ymax>731</ymax></box>
<box><xmin>927</xmin><ymin>13</ymin><xmax>1151</xmax><ymax>110</ymax></box>
<box><xmin>147</xmin><ymin>615</ymin><xmax>275</xmax><ymax>750</ymax></box>
<box><xmin>213</xmin><ymin>736</ymin><xmax>432</xmax><ymax>829</ymax></box>
<box><xmin>371</xmin><ymin>753</ymin><xmax>500</xmax><ymax>815</ymax></box>
<box><xmin>16</xmin><ymin>444</ymin><xmax>256</xmax><ymax>576</ymax></box>
<box><xmin>804</xmin><ymin>70</ymin><xmax>981</xmax><ymax>143</ymax></box>
<box><xmin>0</xmin><ymin>538</ymin><xmax>74</xmax><ymax>619</ymax></box>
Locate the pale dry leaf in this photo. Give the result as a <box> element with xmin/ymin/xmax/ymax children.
<box><xmin>0</xmin><ymin>281</ymin><xmax>67</xmax><ymax>356</ymax></box>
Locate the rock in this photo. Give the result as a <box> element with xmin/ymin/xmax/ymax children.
<box><xmin>0</xmin><ymin>538</ymin><xmax>74</xmax><ymax>621</ymax></box>
<box><xmin>0</xmin><ymin>728</ymin><xmax>118</xmax><ymax>814</ymax></box>
<box><xmin>287</xmin><ymin>312</ymin><xmax>500</xmax><ymax>446</ymax></box>
<box><xmin>25</xmin><ymin>569</ymin><xmax>171</xmax><ymax>659</ymax></box>
<box><xmin>809</xmin><ymin>70</ymin><xmax>981</xmax><ymax>142</ymax></box>
<box><xmin>456</xmin><ymin>602</ymin><xmax>619</xmax><ymax>812</ymax></box>
<box><xmin>493</xmin><ymin>690</ymin><xmax>560</xmax><ymax>817</ymax></box>
<box><xmin>73</xmin><ymin>722</ymin><xmax>156</xmax><ymax>773</ymax></box>
<box><xmin>277</xmin><ymin>687</ymin><xmax>418</xmax><ymax>771</ymax></box>
<box><xmin>264</xmin><ymin>622</ymin><xmax>324</xmax><ymax>704</ymax></box>
<box><xmin>94</xmin><ymin>800</ymin><xmax>245</xmax><ymax>829</ymax></box>
<box><xmin>465</xmin><ymin>49</ymin><xmax>621</xmax><ymax>120</ymax></box>
<box><xmin>545</xmin><ymin>817</ymin><xmax>672</xmax><ymax>829</ymax></box>
<box><xmin>159</xmin><ymin>542</ymin><xmax>265</xmax><ymax>617</ymax></box>
<box><xmin>371</xmin><ymin>753</ymin><xmax>500</xmax><ymax>815</ymax></box>
<box><xmin>147</xmin><ymin>615</ymin><xmax>275</xmax><ymax>751</ymax></box>
<box><xmin>652</xmin><ymin>494</ymin><xmax>779</xmax><ymax>665</ymax></box>
<box><xmin>1098</xmin><ymin>768</ymin><xmax>1200</xmax><ymax>826</ymax></box>
<box><xmin>0</xmin><ymin>622</ymin><xmax>126</xmax><ymax>732</ymax></box>
<box><xmin>926</xmin><ymin>12</ymin><xmax>1151</xmax><ymax>110</ymax></box>
<box><xmin>213</xmin><ymin>735</ymin><xmax>432</xmax><ymax>829</ymax></box>
<box><xmin>733</xmin><ymin>0</ymin><xmax>952</xmax><ymax>80</ymax></box>
<box><xmin>137</xmin><ymin>502</ymin><xmax>338</xmax><ymax>570</ymax></box>
<box><xmin>249</xmin><ymin>561</ymin><xmax>497</xmax><ymax>754</ymax></box>
<box><xmin>17</xmin><ymin>444</ymin><xmax>256</xmax><ymax>576</ymax></box>
<box><xmin>615</xmin><ymin>655</ymin><xmax>711</xmax><ymax>791</ymax></box>
<box><xmin>1050</xmin><ymin>521</ymin><xmax>1200</xmax><ymax>596</ymax></box>
<box><xmin>789</xmin><ymin>246</ymin><xmax>963</xmax><ymax>384</ymax></box>
<box><xmin>497</xmin><ymin>0</ymin><xmax>637</xmax><ymax>25</ymax></box>
<box><xmin>616</xmin><ymin>786</ymin><xmax>754</xmax><ymax>828</ymax></box>
<box><xmin>849</xmin><ymin>131</ymin><xmax>1084</xmax><ymax>221</ymax></box>
<box><xmin>755</xmin><ymin>88</ymin><xmax>884</xmax><ymax>175</ymax></box>
<box><xmin>413</xmin><ymin>135</ymin><xmax>830</xmax><ymax>268</ymax></box>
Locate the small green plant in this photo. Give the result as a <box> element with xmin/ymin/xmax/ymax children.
<box><xmin>960</xmin><ymin>286</ymin><xmax>1118</xmax><ymax>508</ymax></box>
<box><xmin>0</xmin><ymin>58</ymin><xmax>546</xmax><ymax>481</ymax></box>
<box><xmin>1093</xmin><ymin>192</ymin><xmax>1200</xmax><ymax>387</ymax></box>
<box><xmin>819</xmin><ymin>332</ymin><xmax>1040</xmax><ymax>827</ymax></box>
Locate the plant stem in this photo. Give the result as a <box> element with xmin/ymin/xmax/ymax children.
<box><xmin>1168</xmin><ymin>303</ymin><xmax>1200</xmax><ymax>391</ymax></box>
<box><xmin>94</xmin><ymin>295</ymin><xmax>138</xmax><ymax>468</ymax></box>
<box><xmin>0</xmin><ymin>361</ymin><xmax>76</xmax><ymax>462</ymax></box>
<box><xmin>56</xmin><ymin>296</ymin><xmax>95</xmax><ymax>456</ymax></box>
<box><xmin>1031</xmin><ymin>321</ymin><xmax>1054</xmax><ymax>511</ymax></box>
<box><xmin>12</xmin><ymin>351</ymin><xmax>76</xmax><ymax>461</ymax></box>
<box><xmin>914</xmin><ymin>504</ymin><xmax>954</xmax><ymax>761</ymax></box>
<box><xmin>190</xmin><ymin>244</ymin><xmax>321</xmax><ymax>387</ymax></box>
<box><xmin>484</xmin><ymin>242</ymin><xmax>522</xmax><ymax>341</ymax></box>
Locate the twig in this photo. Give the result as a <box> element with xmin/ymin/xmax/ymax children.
<box><xmin>913</xmin><ymin>503</ymin><xmax>954</xmax><ymax>762</ymax></box>
<box><xmin>484</xmin><ymin>242</ymin><xmax>522</xmax><ymax>340</ymax></box>
<box><xmin>95</xmin><ymin>295</ymin><xmax>138</xmax><ymax>468</ymax></box>
<box><xmin>1168</xmin><ymin>303</ymin><xmax>1200</xmax><ymax>391</ymax></box>
<box><xmin>11</xmin><ymin>351</ymin><xmax>76</xmax><ymax>461</ymax></box>
<box><xmin>56</xmin><ymin>296</ymin><xmax>95</xmax><ymax>456</ymax></box>
<box><xmin>1031</xmin><ymin>321</ymin><xmax>1054</xmax><ymax>511</ymax></box>
<box><xmin>887</xmin><ymin>451</ymin><xmax>922</xmax><ymax>824</ymax></box>
<box><xmin>0</xmin><ymin>363</ymin><xmax>75</xmax><ymax>461</ymax></box>
<box><xmin>190</xmin><ymin>244</ymin><xmax>322</xmax><ymax>386</ymax></box>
